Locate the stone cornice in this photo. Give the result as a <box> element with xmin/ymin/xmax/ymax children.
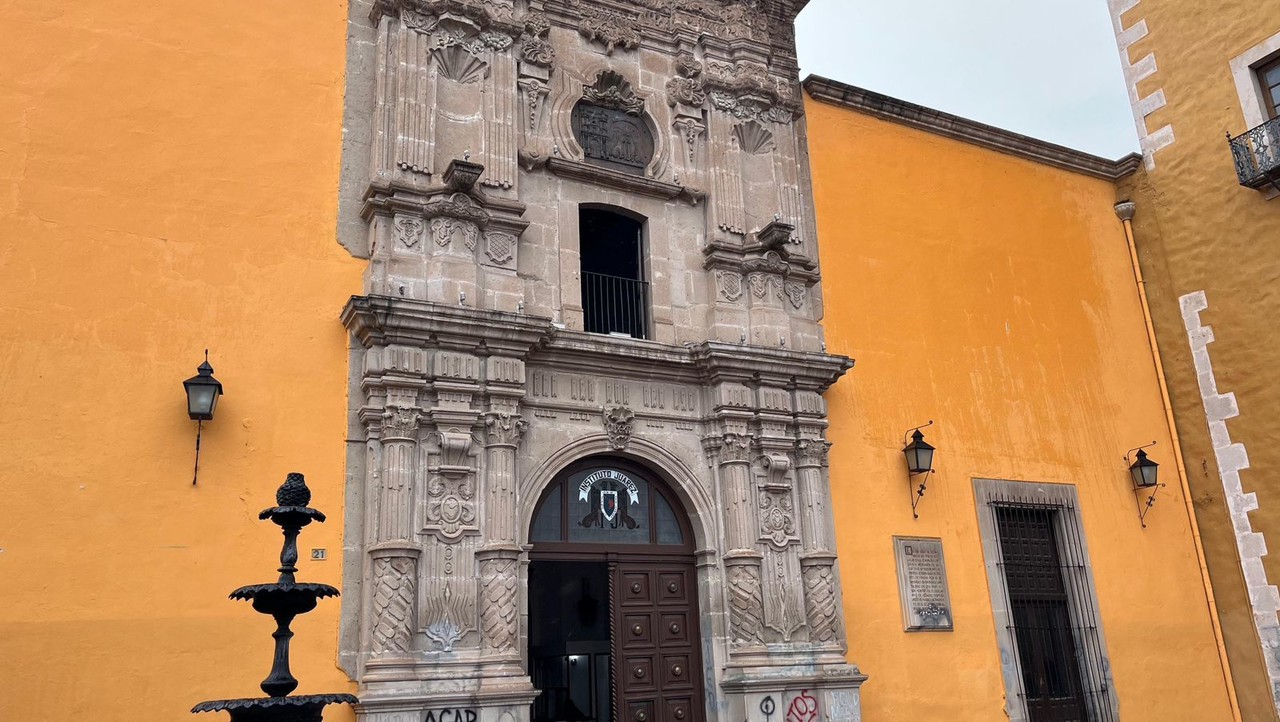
<box><xmin>802</xmin><ymin>75</ymin><xmax>1142</xmax><ymax>182</ymax></box>
<box><xmin>342</xmin><ymin>296</ymin><xmax>855</xmax><ymax>390</ymax></box>
<box><xmin>341</xmin><ymin>296</ymin><xmax>550</xmax><ymax>356</ymax></box>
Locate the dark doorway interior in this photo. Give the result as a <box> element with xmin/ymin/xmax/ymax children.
<box><xmin>529</xmin><ymin>561</ymin><xmax>612</xmax><ymax>722</ymax></box>
<box><xmin>579</xmin><ymin>208</ymin><xmax>647</xmax><ymax>339</ymax></box>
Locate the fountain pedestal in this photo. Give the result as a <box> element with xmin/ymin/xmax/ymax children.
<box><xmin>193</xmin><ymin>473</ymin><xmax>358</xmax><ymax>722</ymax></box>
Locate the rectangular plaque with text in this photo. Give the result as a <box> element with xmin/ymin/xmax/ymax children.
<box><xmin>894</xmin><ymin>536</ymin><xmax>954</xmax><ymax>631</ymax></box>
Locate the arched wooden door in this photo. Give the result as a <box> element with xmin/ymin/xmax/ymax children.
<box><xmin>528</xmin><ymin>458</ymin><xmax>704</xmax><ymax>722</ymax></box>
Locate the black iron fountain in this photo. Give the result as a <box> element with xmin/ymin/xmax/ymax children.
<box><xmin>193</xmin><ymin>472</ymin><xmax>358</xmax><ymax>722</ymax></box>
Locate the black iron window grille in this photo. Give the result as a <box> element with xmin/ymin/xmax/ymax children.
<box><xmin>582</xmin><ymin>271</ymin><xmax>649</xmax><ymax>339</ymax></box>
<box><xmin>990</xmin><ymin>496</ymin><xmax>1115</xmax><ymax>722</ymax></box>
<box><xmin>1229</xmin><ymin>117</ymin><xmax>1280</xmax><ymax>190</ymax></box>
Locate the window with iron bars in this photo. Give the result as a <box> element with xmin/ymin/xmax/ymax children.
<box><xmin>976</xmin><ymin>480</ymin><xmax>1118</xmax><ymax>722</ymax></box>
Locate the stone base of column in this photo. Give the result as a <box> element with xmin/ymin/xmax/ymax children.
<box><xmin>720</xmin><ymin>662</ymin><xmax>867</xmax><ymax>722</ymax></box>
<box><xmin>356</xmin><ymin>678</ymin><xmax>540</xmax><ymax>722</ymax></box>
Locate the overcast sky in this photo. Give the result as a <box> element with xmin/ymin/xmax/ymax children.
<box><xmin>795</xmin><ymin>0</ymin><xmax>1140</xmax><ymax>159</ymax></box>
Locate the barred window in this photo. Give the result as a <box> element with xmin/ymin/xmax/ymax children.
<box><xmin>975</xmin><ymin>480</ymin><xmax>1118</xmax><ymax>722</ymax></box>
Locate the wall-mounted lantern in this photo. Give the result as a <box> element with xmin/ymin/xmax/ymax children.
<box><xmin>903</xmin><ymin>421</ymin><xmax>936</xmax><ymax>519</ymax></box>
<box><xmin>1125</xmin><ymin>442</ymin><xmax>1164</xmax><ymax>528</ymax></box>
<box><xmin>183</xmin><ymin>350</ymin><xmax>223</xmax><ymax>485</ymax></box>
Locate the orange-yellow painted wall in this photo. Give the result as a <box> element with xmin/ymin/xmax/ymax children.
<box><xmin>0</xmin><ymin>2</ymin><xmax>361</xmax><ymax>720</ymax></box>
<box><xmin>1115</xmin><ymin>3</ymin><xmax>1280</xmax><ymax>718</ymax></box>
<box><xmin>806</xmin><ymin>95</ymin><xmax>1235</xmax><ymax>720</ymax></box>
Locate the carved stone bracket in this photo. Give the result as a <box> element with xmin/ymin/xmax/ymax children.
<box><xmin>666</xmin><ymin>52</ymin><xmax>707</xmax><ymax>109</ymax></box>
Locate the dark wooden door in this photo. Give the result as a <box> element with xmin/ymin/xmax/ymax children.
<box><xmin>613</xmin><ymin>562</ymin><xmax>704</xmax><ymax>722</ymax></box>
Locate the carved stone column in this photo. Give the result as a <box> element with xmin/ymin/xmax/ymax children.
<box><xmin>368</xmin><ymin>386</ymin><xmax>423</xmax><ymax>661</ymax></box>
<box><xmin>796</xmin><ymin>438</ymin><xmax>843</xmax><ymax>647</ymax></box>
<box><xmin>484</xmin><ymin>411</ymin><xmax>528</xmax><ymax>544</ymax></box>
<box><xmin>708</xmin><ymin>432</ymin><xmax>766</xmax><ymax>648</ymax></box>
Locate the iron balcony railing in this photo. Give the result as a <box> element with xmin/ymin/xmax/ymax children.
<box><xmin>581</xmin><ymin>271</ymin><xmax>649</xmax><ymax>340</ymax></box>
<box><xmin>1229</xmin><ymin>116</ymin><xmax>1280</xmax><ymax>189</ymax></box>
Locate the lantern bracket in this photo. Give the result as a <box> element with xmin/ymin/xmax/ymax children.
<box><xmin>904</xmin><ymin>420</ymin><xmax>935</xmax><ymax>519</ymax></box>
<box><xmin>1125</xmin><ymin>440</ymin><xmax>1164</xmax><ymax>528</ymax></box>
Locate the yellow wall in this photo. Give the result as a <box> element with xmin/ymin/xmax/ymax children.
<box><xmin>806</xmin><ymin>95</ymin><xmax>1235</xmax><ymax>720</ymax></box>
<box><xmin>0</xmin><ymin>2</ymin><xmax>361</xmax><ymax>719</ymax></box>
<box><xmin>1117</xmin><ymin>3</ymin><xmax>1280</xmax><ymax>717</ymax></box>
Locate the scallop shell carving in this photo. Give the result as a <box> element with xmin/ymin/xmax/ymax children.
<box><xmin>733</xmin><ymin>120</ymin><xmax>775</xmax><ymax>155</ymax></box>
<box><xmin>435</xmin><ymin>44</ymin><xmax>489</xmax><ymax>84</ymax></box>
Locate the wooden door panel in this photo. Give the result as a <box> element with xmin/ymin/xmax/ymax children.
<box><xmin>658</xmin><ymin>612</ymin><xmax>689</xmax><ymax>645</ymax></box>
<box><xmin>613</xmin><ymin>563</ymin><xmax>704</xmax><ymax>722</ymax></box>
<box><xmin>658</xmin><ymin>653</ymin><xmax>691</xmax><ymax>688</ymax></box>
<box><xmin>623</xmin><ymin>612</ymin><xmax>654</xmax><ymax>647</ymax></box>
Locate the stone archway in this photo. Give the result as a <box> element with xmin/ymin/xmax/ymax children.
<box><xmin>526</xmin><ymin>456</ymin><xmax>706</xmax><ymax>722</ymax></box>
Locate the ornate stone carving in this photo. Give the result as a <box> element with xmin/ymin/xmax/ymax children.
<box><xmin>393</xmin><ymin>215</ymin><xmax>425</xmax><ymax>249</ymax></box>
<box><xmin>519</xmin><ymin>12</ymin><xmax>554</xmax><ymax>68</ymax></box>
<box><xmin>758</xmin><ymin>491</ymin><xmax>797</xmax><ymax>548</ymax></box>
<box><xmin>424</xmin><ymin>192</ymin><xmax>489</xmax><ymax>224</ymax></box>
<box><xmin>371</xmin><ymin>555</ymin><xmax>417</xmax><ymax>654</ymax></box>
<box><xmin>673</xmin><ymin>117</ymin><xmax>705</xmax><ymax>164</ymax></box>
<box><xmin>576</xmin><ymin>5</ymin><xmax>641</xmax><ymax>55</ymax></box>
<box><xmin>581</xmin><ymin>70</ymin><xmax>645</xmax><ymax>115</ymax></box>
<box><xmin>434</xmin><ymin>43</ymin><xmax>489</xmax><ymax>84</ymax></box>
<box><xmin>708</xmin><ymin>432</ymin><xmax>753</xmax><ymax>464</ymax></box>
<box><xmin>483</xmin><ymin>231</ymin><xmax>516</xmax><ymax>265</ymax></box>
<box><xmin>479</xmin><ymin>555</ymin><xmax>519</xmax><ymax>651</ymax></box>
<box><xmin>784</xmin><ymin>282</ymin><xmax>806</xmax><ymax>309</ymax></box>
<box><xmin>485</xmin><ymin>411</ymin><xmax>528</xmax><ymax>446</ymax></box>
<box><xmin>479</xmin><ymin>30</ymin><xmax>513</xmax><ymax>51</ymax></box>
<box><xmin>795</xmin><ymin>439</ymin><xmax>831</xmax><ymax>468</ymax></box>
<box><xmin>382</xmin><ymin>404</ymin><xmax>423</xmax><ymax>440</ymax></box>
<box><xmin>666</xmin><ymin>53</ymin><xmax>706</xmax><ymax>108</ymax></box>
<box><xmin>716</xmin><ymin>270</ymin><xmax>744</xmax><ymax>302</ymax></box>
<box><xmin>733</xmin><ymin>120</ymin><xmax>776</xmax><ymax>155</ymax></box>
<box><xmin>401</xmin><ymin>8</ymin><xmax>438</xmax><ymax>34</ymax></box>
<box><xmin>802</xmin><ymin>561</ymin><xmax>841</xmax><ymax>645</ymax></box>
<box><xmin>519</xmin><ymin>78</ymin><xmax>549</xmax><ymax>132</ymax></box>
<box><xmin>423</xmin><ymin>474</ymin><xmax>478</xmax><ymax>540</ymax></box>
<box><xmin>602</xmin><ymin>406</ymin><xmax>635</xmax><ymax>450</ymax></box>
<box><xmin>431</xmin><ymin>217</ymin><xmax>480</xmax><ymax>250</ymax></box>
<box><xmin>423</xmin><ymin>578</ymin><xmax>477</xmax><ymax>652</ymax></box>
<box><xmin>726</xmin><ymin>561</ymin><xmax>766</xmax><ymax>647</ymax></box>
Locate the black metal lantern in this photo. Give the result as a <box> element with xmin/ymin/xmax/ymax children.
<box><xmin>1129</xmin><ymin>448</ymin><xmax>1159</xmax><ymax>488</ymax></box>
<box><xmin>903</xmin><ymin>429</ymin><xmax>935</xmax><ymax>475</ymax></box>
<box><xmin>183</xmin><ymin>353</ymin><xmax>223</xmax><ymax>421</ymax></box>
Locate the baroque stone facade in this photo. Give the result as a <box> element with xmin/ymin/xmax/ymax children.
<box><xmin>337</xmin><ymin>0</ymin><xmax>864</xmax><ymax>719</ymax></box>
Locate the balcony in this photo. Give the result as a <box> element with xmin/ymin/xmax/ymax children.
<box><xmin>1229</xmin><ymin>117</ymin><xmax>1280</xmax><ymax>189</ymax></box>
<box><xmin>582</xmin><ymin>271</ymin><xmax>649</xmax><ymax>340</ymax></box>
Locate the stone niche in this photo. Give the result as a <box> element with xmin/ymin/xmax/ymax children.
<box><xmin>338</xmin><ymin>1</ymin><xmax>865</xmax><ymax>720</ymax></box>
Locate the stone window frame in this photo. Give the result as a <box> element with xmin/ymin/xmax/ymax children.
<box><xmin>1230</xmin><ymin>30</ymin><xmax>1280</xmax><ymax>131</ymax></box>
<box><xmin>973</xmin><ymin>478</ymin><xmax>1120</xmax><ymax>722</ymax></box>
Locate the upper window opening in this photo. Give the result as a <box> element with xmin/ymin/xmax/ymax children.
<box><xmin>1259</xmin><ymin>56</ymin><xmax>1280</xmax><ymax>119</ymax></box>
<box><xmin>579</xmin><ymin>208</ymin><xmax>648</xmax><ymax>339</ymax></box>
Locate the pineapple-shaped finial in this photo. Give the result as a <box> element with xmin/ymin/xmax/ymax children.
<box><xmin>276</xmin><ymin>472</ymin><xmax>312</xmax><ymax>507</ymax></box>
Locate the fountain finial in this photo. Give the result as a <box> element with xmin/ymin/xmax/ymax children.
<box><xmin>276</xmin><ymin>472</ymin><xmax>311</xmax><ymax>507</ymax></box>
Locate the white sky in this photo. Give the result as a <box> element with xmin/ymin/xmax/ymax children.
<box><xmin>795</xmin><ymin>0</ymin><xmax>1140</xmax><ymax>159</ymax></box>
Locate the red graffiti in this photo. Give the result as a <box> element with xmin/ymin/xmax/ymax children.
<box><xmin>785</xmin><ymin>691</ymin><xmax>818</xmax><ymax>722</ymax></box>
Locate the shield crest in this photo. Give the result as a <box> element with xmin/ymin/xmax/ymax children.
<box><xmin>600</xmin><ymin>489</ymin><xmax>619</xmax><ymax>523</ymax></box>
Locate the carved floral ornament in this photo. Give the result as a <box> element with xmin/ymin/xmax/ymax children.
<box><xmin>581</xmin><ymin>70</ymin><xmax>645</xmax><ymax>115</ymax></box>
<box><xmin>575</xmin><ymin>5</ymin><xmax>642</xmax><ymax>55</ymax></box>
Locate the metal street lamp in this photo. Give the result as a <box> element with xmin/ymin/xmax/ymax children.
<box><xmin>183</xmin><ymin>351</ymin><xmax>223</xmax><ymax>484</ymax></box>
<box><xmin>902</xmin><ymin>422</ymin><xmax>936</xmax><ymax>519</ymax></box>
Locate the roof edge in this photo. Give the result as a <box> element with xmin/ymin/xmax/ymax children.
<box><xmin>802</xmin><ymin>75</ymin><xmax>1142</xmax><ymax>182</ymax></box>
